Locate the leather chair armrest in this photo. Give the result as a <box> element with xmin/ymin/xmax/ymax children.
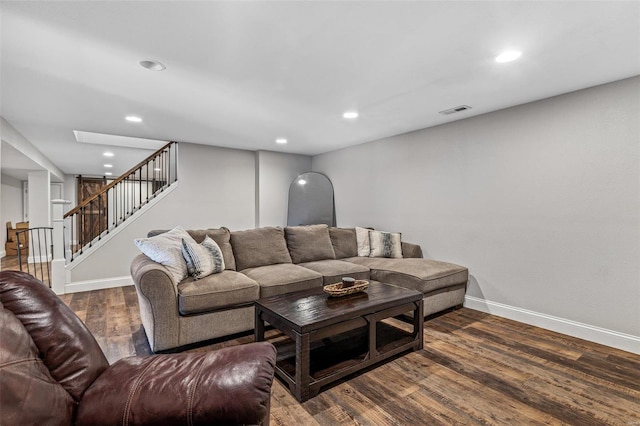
<box><xmin>401</xmin><ymin>241</ymin><xmax>423</xmax><ymax>258</ymax></box>
<box><xmin>76</xmin><ymin>342</ymin><xmax>276</xmax><ymax>426</ymax></box>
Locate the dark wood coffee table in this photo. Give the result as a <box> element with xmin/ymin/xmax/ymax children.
<box><xmin>254</xmin><ymin>281</ymin><xmax>423</xmax><ymax>402</ymax></box>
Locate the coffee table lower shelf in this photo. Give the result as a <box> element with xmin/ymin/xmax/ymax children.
<box><xmin>273</xmin><ymin>322</ymin><xmax>416</xmax><ymax>396</ymax></box>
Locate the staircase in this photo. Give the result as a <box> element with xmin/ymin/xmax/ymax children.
<box><xmin>64</xmin><ymin>141</ymin><xmax>178</xmax><ymax>262</ymax></box>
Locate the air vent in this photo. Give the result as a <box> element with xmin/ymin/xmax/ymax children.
<box><xmin>439</xmin><ymin>105</ymin><xmax>472</xmax><ymax>115</ymax></box>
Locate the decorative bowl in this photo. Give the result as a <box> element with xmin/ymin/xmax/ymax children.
<box><xmin>323</xmin><ymin>280</ymin><xmax>369</xmax><ymax>297</ymax></box>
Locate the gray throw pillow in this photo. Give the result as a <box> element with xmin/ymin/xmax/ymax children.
<box><xmin>368</xmin><ymin>230</ymin><xmax>403</xmax><ymax>258</ymax></box>
<box><xmin>134</xmin><ymin>226</ymin><xmax>194</xmax><ymax>284</ymax></box>
<box><xmin>230</xmin><ymin>227</ymin><xmax>292</xmax><ymax>271</ymax></box>
<box><xmin>285</xmin><ymin>224</ymin><xmax>336</xmax><ymax>264</ymax></box>
<box><xmin>181</xmin><ymin>236</ymin><xmax>225</xmax><ymax>280</ymax></box>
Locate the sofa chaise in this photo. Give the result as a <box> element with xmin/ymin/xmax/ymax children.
<box><xmin>131</xmin><ymin>224</ymin><xmax>468</xmax><ymax>352</ymax></box>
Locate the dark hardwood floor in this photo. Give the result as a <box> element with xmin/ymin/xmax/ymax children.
<box><xmin>51</xmin><ymin>285</ymin><xmax>640</xmax><ymax>425</ymax></box>
<box><xmin>3</xmin><ymin>255</ymin><xmax>638</xmax><ymax>425</ymax></box>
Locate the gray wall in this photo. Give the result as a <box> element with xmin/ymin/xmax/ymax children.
<box><xmin>256</xmin><ymin>150</ymin><xmax>312</xmax><ymax>227</ymax></box>
<box><xmin>1</xmin><ymin>174</ymin><xmax>23</xmax><ymax>254</ymax></box>
<box><xmin>312</xmin><ymin>76</ymin><xmax>639</xmax><ymax>337</ymax></box>
<box><xmin>69</xmin><ymin>143</ymin><xmax>256</xmax><ymax>281</ymax></box>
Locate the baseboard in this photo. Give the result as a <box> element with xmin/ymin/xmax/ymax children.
<box><xmin>0</xmin><ymin>250</ymin><xmax>5</xmax><ymax>259</ymax></box>
<box><xmin>464</xmin><ymin>295</ymin><xmax>640</xmax><ymax>355</ymax></box>
<box><xmin>64</xmin><ymin>275</ymin><xmax>133</xmax><ymax>294</ymax></box>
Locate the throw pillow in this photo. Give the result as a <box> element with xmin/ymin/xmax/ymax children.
<box><xmin>134</xmin><ymin>226</ymin><xmax>194</xmax><ymax>284</ymax></box>
<box><xmin>181</xmin><ymin>236</ymin><xmax>225</xmax><ymax>280</ymax></box>
<box><xmin>368</xmin><ymin>230</ymin><xmax>403</xmax><ymax>258</ymax></box>
<box><xmin>285</xmin><ymin>224</ymin><xmax>336</xmax><ymax>264</ymax></box>
<box><xmin>355</xmin><ymin>227</ymin><xmax>371</xmax><ymax>257</ymax></box>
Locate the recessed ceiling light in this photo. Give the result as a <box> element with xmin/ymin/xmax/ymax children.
<box><xmin>125</xmin><ymin>116</ymin><xmax>142</xmax><ymax>123</ymax></box>
<box><xmin>495</xmin><ymin>51</ymin><xmax>522</xmax><ymax>63</ymax></box>
<box><xmin>104</xmin><ymin>164</ymin><xmax>113</xmax><ymax>168</ymax></box>
<box><xmin>276</xmin><ymin>138</ymin><xmax>288</xmax><ymax>144</ymax></box>
<box><xmin>139</xmin><ymin>60</ymin><xmax>166</xmax><ymax>71</ymax></box>
<box><xmin>298</xmin><ymin>179</ymin><xmax>307</xmax><ymax>185</ymax></box>
<box><xmin>154</xmin><ymin>168</ymin><xmax>161</xmax><ymax>171</ymax></box>
<box><xmin>104</xmin><ymin>172</ymin><xmax>113</xmax><ymax>176</ymax></box>
<box><xmin>343</xmin><ymin>111</ymin><xmax>359</xmax><ymax>119</ymax></box>
<box><xmin>103</xmin><ymin>151</ymin><xmax>114</xmax><ymax>157</ymax></box>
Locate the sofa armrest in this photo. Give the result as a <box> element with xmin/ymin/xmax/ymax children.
<box><xmin>130</xmin><ymin>254</ymin><xmax>181</xmax><ymax>352</ymax></box>
<box><xmin>401</xmin><ymin>242</ymin><xmax>423</xmax><ymax>258</ymax></box>
<box><xmin>76</xmin><ymin>342</ymin><xmax>277</xmax><ymax>426</ymax></box>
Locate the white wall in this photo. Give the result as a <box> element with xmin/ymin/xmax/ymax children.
<box><xmin>313</xmin><ymin>77</ymin><xmax>640</xmax><ymax>344</ymax></box>
<box><xmin>68</xmin><ymin>142</ymin><xmax>257</xmax><ymax>282</ymax></box>
<box><xmin>1</xmin><ymin>174</ymin><xmax>24</xmax><ymax>256</ymax></box>
<box><xmin>256</xmin><ymin>150</ymin><xmax>312</xmax><ymax>227</ymax></box>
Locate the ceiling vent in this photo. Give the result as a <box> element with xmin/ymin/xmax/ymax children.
<box><xmin>439</xmin><ymin>105</ymin><xmax>472</xmax><ymax>115</ymax></box>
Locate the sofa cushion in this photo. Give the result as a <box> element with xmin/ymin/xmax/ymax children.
<box><xmin>135</xmin><ymin>226</ymin><xmax>194</xmax><ymax>284</ymax></box>
<box><xmin>285</xmin><ymin>224</ymin><xmax>336</xmax><ymax>264</ymax></box>
<box><xmin>181</xmin><ymin>236</ymin><xmax>225</xmax><ymax>280</ymax></box>
<box><xmin>368</xmin><ymin>230</ymin><xmax>403</xmax><ymax>258</ymax></box>
<box><xmin>231</xmin><ymin>227</ymin><xmax>292</xmax><ymax>271</ymax></box>
<box><xmin>344</xmin><ymin>257</ymin><xmax>468</xmax><ymax>294</ymax></box>
<box><xmin>241</xmin><ymin>264</ymin><xmax>323</xmax><ymax>298</ymax></box>
<box><xmin>0</xmin><ymin>304</ymin><xmax>75</xmax><ymax>425</ymax></box>
<box><xmin>177</xmin><ymin>271</ymin><xmax>259</xmax><ymax>315</ymax></box>
<box><xmin>329</xmin><ymin>227</ymin><xmax>358</xmax><ymax>259</ymax></box>
<box><xmin>148</xmin><ymin>228</ymin><xmax>237</xmax><ymax>271</ymax></box>
<box><xmin>298</xmin><ymin>259</ymin><xmax>370</xmax><ymax>285</ymax></box>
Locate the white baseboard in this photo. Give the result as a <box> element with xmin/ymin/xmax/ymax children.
<box><xmin>464</xmin><ymin>295</ymin><xmax>640</xmax><ymax>355</ymax></box>
<box><xmin>64</xmin><ymin>275</ymin><xmax>133</xmax><ymax>294</ymax></box>
<box><xmin>0</xmin><ymin>250</ymin><xmax>5</xmax><ymax>259</ymax></box>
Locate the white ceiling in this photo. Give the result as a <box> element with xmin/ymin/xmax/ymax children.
<box><xmin>1</xmin><ymin>1</ymin><xmax>639</xmax><ymax>178</ymax></box>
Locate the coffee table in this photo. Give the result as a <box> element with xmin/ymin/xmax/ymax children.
<box><xmin>254</xmin><ymin>281</ymin><xmax>423</xmax><ymax>402</ymax></box>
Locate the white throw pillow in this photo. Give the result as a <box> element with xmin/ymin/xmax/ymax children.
<box><xmin>368</xmin><ymin>230</ymin><xmax>403</xmax><ymax>258</ymax></box>
<box><xmin>355</xmin><ymin>227</ymin><xmax>371</xmax><ymax>257</ymax></box>
<box><xmin>181</xmin><ymin>236</ymin><xmax>225</xmax><ymax>280</ymax></box>
<box><xmin>134</xmin><ymin>226</ymin><xmax>195</xmax><ymax>284</ymax></box>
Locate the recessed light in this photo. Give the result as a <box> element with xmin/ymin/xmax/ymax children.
<box><xmin>103</xmin><ymin>151</ymin><xmax>114</xmax><ymax>157</ymax></box>
<box><xmin>104</xmin><ymin>172</ymin><xmax>113</xmax><ymax>176</ymax></box>
<box><xmin>343</xmin><ymin>111</ymin><xmax>359</xmax><ymax>119</ymax></box>
<box><xmin>495</xmin><ymin>51</ymin><xmax>522</xmax><ymax>63</ymax></box>
<box><xmin>154</xmin><ymin>168</ymin><xmax>161</xmax><ymax>171</ymax></box>
<box><xmin>298</xmin><ymin>179</ymin><xmax>307</xmax><ymax>185</ymax></box>
<box><xmin>125</xmin><ymin>116</ymin><xmax>142</xmax><ymax>123</ymax></box>
<box><xmin>276</xmin><ymin>138</ymin><xmax>287</xmax><ymax>144</ymax></box>
<box><xmin>104</xmin><ymin>164</ymin><xmax>113</xmax><ymax>168</ymax></box>
<box><xmin>140</xmin><ymin>60</ymin><xmax>166</xmax><ymax>71</ymax></box>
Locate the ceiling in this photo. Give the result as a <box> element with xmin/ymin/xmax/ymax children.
<box><xmin>1</xmin><ymin>1</ymin><xmax>639</xmax><ymax>178</ymax></box>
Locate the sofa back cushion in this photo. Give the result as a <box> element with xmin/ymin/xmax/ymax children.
<box><xmin>285</xmin><ymin>224</ymin><xmax>336</xmax><ymax>264</ymax></box>
<box><xmin>148</xmin><ymin>228</ymin><xmax>236</xmax><ymax>271</ymax></box>
<box><xmin>328</xmin><ymin>227</ymin><xmax>358</xmax><ymax>259</ymax></box>
<box><xmin>0</xmin><ymin>271</ymin><xmax>109</xmax><ymax>403</ymax></box>
<box><xmin>231</xmin><ymin>227</ymin><xmax>292</xmax><ymax>271</ymax></box>
<box><xmin>0</xmin><ymin>302</ymin><xmax>75</xmax><ymax>425</ymax></box>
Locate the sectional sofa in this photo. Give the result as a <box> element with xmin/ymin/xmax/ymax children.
<box><xmin>130</xmin><ymin>224</ymin><xmax>468</xmax><ymax>352</ymax></box>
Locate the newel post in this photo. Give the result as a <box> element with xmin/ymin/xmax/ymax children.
<box><xmin>51</xmin><ymin>199</ymin><xmax>70</xmax><ymax>295</ymax></box>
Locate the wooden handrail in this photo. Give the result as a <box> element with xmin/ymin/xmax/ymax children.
<box><xmin>64</xmin><ymin>141</ymin><xmax>176</xmax><ymax>218</ymax></box>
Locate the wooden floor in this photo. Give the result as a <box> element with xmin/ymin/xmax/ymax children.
<box><xmin>3</xmin><ymin>256</ymin><xmax>639</xmax><ymax>425</ymax></box>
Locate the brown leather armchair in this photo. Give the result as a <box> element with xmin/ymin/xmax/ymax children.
<box><xmin>0</xmin><ymin>271</ymin><xmax>276</xmax><ymax>426</ymax></box>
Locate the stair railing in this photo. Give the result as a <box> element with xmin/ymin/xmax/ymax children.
<box><xmin>16</xmin><ymin>227</ymin><xmax>54</xmax><ymax>287</ymax></box>
<box><xmin>64</xmin><ymin>141</ymin><xmax>178</xmax><ymax>262</ymax></box>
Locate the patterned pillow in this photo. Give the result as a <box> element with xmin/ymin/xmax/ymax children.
<box><xmin>368</xmin><ymin>230</ymin><xmax>403</xmax><ymax>258</ymax></box>
<box><xmin>355</xmin><ymin>227</ymin><xmax>371</xmax><ymax>257</ymax></box>
<box><xmin>134</xmin><ymin>226</ymin><xmax>194</xmax><ymax>284</ymax></box>
<box><xmin>181</xmin><ymin>236</ymin><xmax>225</xmax><ymax>280</ymax></box>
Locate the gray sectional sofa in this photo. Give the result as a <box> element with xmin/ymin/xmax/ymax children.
<box><xmin>130</xmin><ymin>224</ymin><xmax>468</xmax><ymax>352</ymax></box>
